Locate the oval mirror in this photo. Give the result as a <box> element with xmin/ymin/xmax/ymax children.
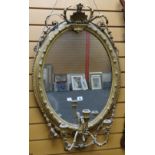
<box><xmin>32</xmin><ymin>3</ymin><xmax>120</xmax><ymax>150</ymax></box>
<box><xmin>44</xmin><ymin>30</ymin><xmax>112</xmax><ymax>125</ymax></box>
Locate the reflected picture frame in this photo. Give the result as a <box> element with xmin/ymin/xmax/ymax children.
<box><xmin>54</xmin><ymin>74</ymin><xmax>68</xmax><ymax>91</ymax></box>
<box><xmin>43</xmin><ymin>64</ymin><xmax>53</xmax><ymax>91</ymax></box>
<box><xmin>90</xmin><ymin>74</ymin><xmax>102</xmax><ymax>90</ymax></box>
<box><xmin>71</xmin><ymin>75</ymin><xmax>88</xmax><ymax>90</ymax></box>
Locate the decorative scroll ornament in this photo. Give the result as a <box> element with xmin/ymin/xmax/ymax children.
<box><xmin>33</xmin><ymin>3</ymin><xmax>120</xmax><ymax>151</ymax></box>
<box><xmin>34</xmin><ymin>3</ymin><xmax>113</xmax><ymax>53</ymax></box>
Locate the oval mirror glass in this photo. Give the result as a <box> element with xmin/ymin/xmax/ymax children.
<box><xmin>43</xmin><ymin>30</ymin><xmax>112</xmax><ymax>125</ymax></box>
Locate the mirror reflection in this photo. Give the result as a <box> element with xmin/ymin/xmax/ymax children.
<box><xmin>43</xmin><ymin>30</ymin><xmax>112</xmax><ymax>124</ymax></box>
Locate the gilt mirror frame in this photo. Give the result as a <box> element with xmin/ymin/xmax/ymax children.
<box><xmin>32</xmin><ymin>3</ymin><xmax>121</xmax><ymax>149</ymax></box>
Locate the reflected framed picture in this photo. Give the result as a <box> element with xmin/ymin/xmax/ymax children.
<box><xmin>90</xmin><ymin>75</ymin><xmax>102</xmax><ymax>90</ymax></box>
<box><xmin>43</xmin><ymin>64</ymin><xmax>53</xmax><ymax>91</ymax></box>
<box><xmin>102</xmin><ymin>72</ymin><xmax>112</xmax><ymax>89</ymax></box>
<box><xmin>54</xmin><ymin>74</ymin><xmax>68</xmax><ymax>91</ymax></box>
<box><xmin>71</xmin><ymin>75</ymin><xmax>88</xmax><ymax>91</ymax></box>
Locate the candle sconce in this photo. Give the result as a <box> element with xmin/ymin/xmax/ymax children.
<box><xmin>60</xmin><ymin>97</ymin><xmax>115</xmax><ymax>150</ymax></box>
<box><xmin>32</xmin><ymin>3</ymin><xmax>120</xmax><ymax>151</ymax></box>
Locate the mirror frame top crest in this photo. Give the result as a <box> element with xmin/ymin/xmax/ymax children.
<box><xmin>32</xmin><ymin>3</ymin><xmax>120</xmax><ymax>150</ymax></box>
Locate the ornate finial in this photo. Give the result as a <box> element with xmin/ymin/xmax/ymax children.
<box><xmin>62</xmin><ymin>3</ymin><xmax>108</xmax><ymax>25</ymax></box>
<box><xmin>77</xmin><ymin>3</ymin><xmax>83</xmax><ymax>12</ymax></box>
<box><xmin>70</xmin><ymin>3</ymin><xmax>88</xmax><ymax>23</ymax></box>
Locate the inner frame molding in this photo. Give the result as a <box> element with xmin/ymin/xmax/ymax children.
<box><xmin>32</xmin><ymin>3</ymin><xmax>121</xmax><ymax>150</ymax></box>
